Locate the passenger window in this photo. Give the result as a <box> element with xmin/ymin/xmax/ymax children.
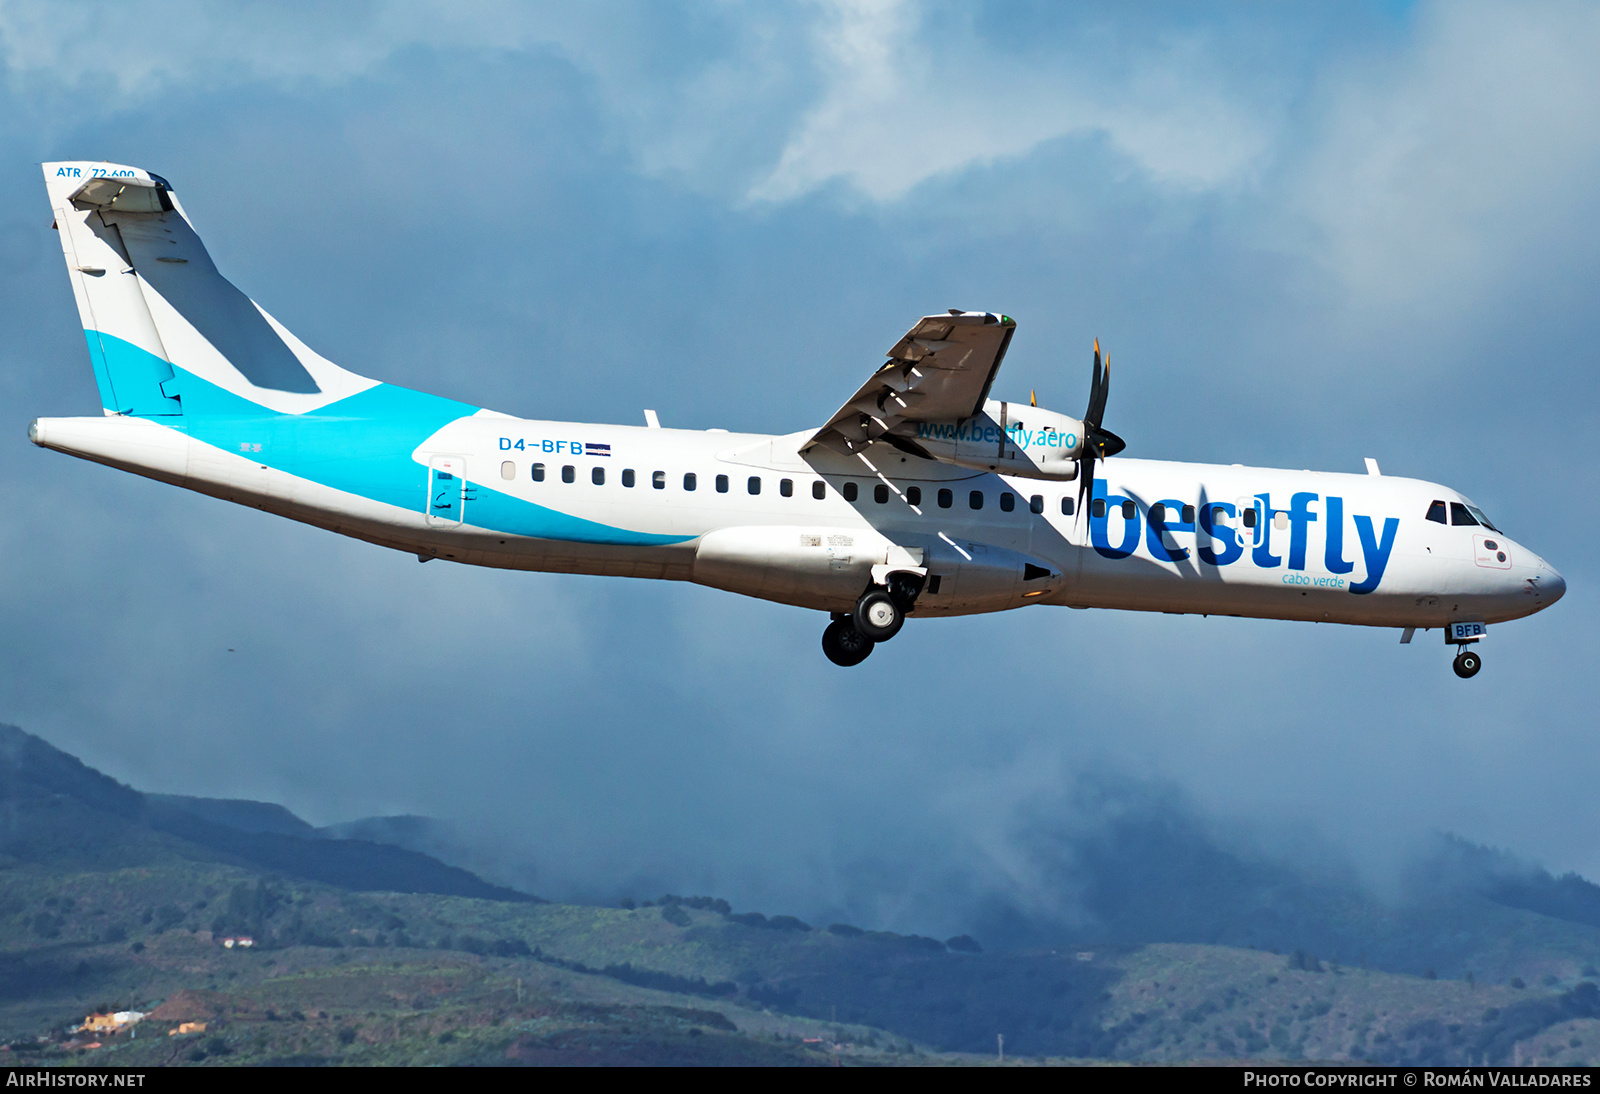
<box><xmin>1273</xmin><ymin>511</ymin><xmax>1289</xmax><ymax>530</ymax></box>
<box><xmin>1061</xmin><ymin>497</ymin><xmax>1074</xmax><ymax>516</ymax></box>
<box><xmin>1242</xmin><ymin>507</ymin><xmax>1257</xmax><ymax>528</ymax></box>
<box><xmin>1000</xmin><ymin>492</ymin><xmax>1014</xmax><ymax>512</ymax></box>
<box><xmin>937</xmin><ymin>488</ymin><xmax>953</xmax><ymax>509</ymax></box>
<box><xmin>874</xmin><ymin>484</ymin><xmax>889</xmax><ymax>504</ymax></box>
<box><xmin>652</xmin><ymin>470</ymin><xmax>665</xmax><ymax>489</ymax></box>
<box><xmin>969</xmin><ymin>491</ymin><xmax>984</xmax><ymax>510</ymax></box>
<box><xmin>622</xmin><ymin>468</ymin><xmax>635</xmax><ymax>488</ymax></box>
<box><xmin>501</xmin><ymin>461</ymin><xmax>516</xmax><ymax>480</ymax></box>
<box><xmin>1450</xmin><ymin>502</ymin><xmax>1479</xmax><ymax>527</ymax></box>
<box><xmin>1426</xmin><ymin>500</ymin><xmax>1447</xmax><ymax>524</ymax></box>
<box><xmin>1122</xmin><ymin>501</ymin><xmax>1135</xmax><ymax>519</ymax></box>
<box><xmin>907</xmin><ymin>486</ymin><xmax>922</xmax><ymax>506</ymax></box>
<box><xmin>684</xmin><ymin>472</ymin><xmax>697</xmax><ymax>491</ymax></box>
<box><xmin>1030</xmin><ymin>495</ymin><xmax>1044</xmax><ymax>514</ymax></box>
<box><xmin>561</xmin><ymin>465</ymin><xmax>575</xmax><ymax>484</ymax></box>
<box><xmin>1181</xmin><ymin>504</ymin><xmax>1195</xmax><ymax>524</ymax></box>
<box><xmin>716</xmin><ymin>474</ymin><xmax>729</xmax><ymax>493</ymax></box>
<box><xmin>812</xmin><ymin>480</ymin><xmax>826</xmax><ymax>500</ymax></box>
<box><xmin>532</xmin><ymin>463</ymin><xmax>545</xmax><ymax>482</ymax></box>
<box><xmin>748</xmin><ymin>476</ymin><xmax>761</xmax><ymax>495</ymax></box>
<box><xmin>592</xmin><ymin>467</ymin><xmax>605</xmax><ymax>486</ymax></box>
<box><xmin>843</xmin><ymin>482</ymin><xmax>858</xmax><ymax>502</ymax></box>
<box><xmin>1092</xmin><ymin>498</ymin><xmax>1106</xmax><ymax>519</ymax></box>
<box><xmin>780</xmin><ymin>479</ymin><xmax>793</xmax><ymax>497</ymax></box>
<box><xmin>1150</xmin><ymin>503</ymin><xmax>1165</xmax><ymax>522</ymax></box>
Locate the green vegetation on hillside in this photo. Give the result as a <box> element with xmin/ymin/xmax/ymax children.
<box><xmin>9</xmin><ymin>722</ymin><xmax>1600</xmax><ymax>1066</ymax></box>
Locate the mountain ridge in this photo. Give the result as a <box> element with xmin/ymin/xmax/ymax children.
<box><xmin>10</xmin><ymin>721</ymin><xmax>1600</xmax><ymax>1065</ymax></box>
<box><xmin>0</xmin><ymin>723</ymin><xmax>536</xmax><ymax>903</ymax></box>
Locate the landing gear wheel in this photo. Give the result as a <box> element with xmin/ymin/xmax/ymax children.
<box><xmin>1453</xmin><ymin>650</ymin><xmax>1482</xmax><ymax>679</ymax></box>
<box><xmin>854</xmin><ymin>589</ymin><xmax>904</xmax><ymax>642</ymax></box>
<box><xmin>822</xmin><ymin>619</ymin><xmax>875</xmax><ymax>667</ymax></box>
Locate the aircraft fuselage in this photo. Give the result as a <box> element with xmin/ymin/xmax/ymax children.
<box><xmin>29</xmin><ymin>408</ymin><xmax>1562</xmax><ymax>631</ymax></box>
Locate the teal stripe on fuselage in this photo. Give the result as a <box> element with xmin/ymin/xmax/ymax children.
<box><xmin>95</xmin><ymin>332</ymin><xmax>689</xmax><ymax>547</ymax></box>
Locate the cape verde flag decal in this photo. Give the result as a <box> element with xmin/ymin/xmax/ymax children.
<box><xmin>585</xmin><ymin>442</ymin><xmax>611</xmax><ymax>457</ymax></box>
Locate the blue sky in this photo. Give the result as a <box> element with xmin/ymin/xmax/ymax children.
<box><xmin>1</xmin><ymin>0</ymin><xmax>1597</xmax><ymax>938</ymax></box>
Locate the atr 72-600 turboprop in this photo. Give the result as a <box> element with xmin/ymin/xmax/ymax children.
<box><xmin>31</xmin><ymin>162</ymin><xmax>1565</xmax><ymax>676</ymax></box>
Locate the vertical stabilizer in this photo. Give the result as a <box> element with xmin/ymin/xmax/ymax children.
<box><xmin>46</xmin><ymin>164</ymin><xmax>180</xmax><ymax>415</ymax></box>
<box><xmin>43</xmin><ymin>162</ymin><xmax>376</xmax><ymax>417</ymax></box>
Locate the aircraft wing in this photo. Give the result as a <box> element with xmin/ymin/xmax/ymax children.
<box><xmin>803</xmin><ymin>311</ymin><xmax>1016</xmax><ymax>455</ymax></box>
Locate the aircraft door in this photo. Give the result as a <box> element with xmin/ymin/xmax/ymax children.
<box><xmin>427</xmin><ymin>455</ymin><xmax>467</xmax><ymax>527</ymax></box>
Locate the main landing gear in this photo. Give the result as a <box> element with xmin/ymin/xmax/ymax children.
<box><xmin>822</xmin><ymin>617</ymin><xmax>875</xmax><ymax>667</ymax></box>
<box><xmin>855</xmin><ymin>588</ymin><xmax>905</xmax><ymax>642</ymax></box>
<box><xmin>821</xmin><ymin>575</ymin><xmax>924</xmax><ymax>667</ymax></box>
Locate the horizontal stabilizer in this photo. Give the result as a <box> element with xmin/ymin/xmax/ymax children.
<box><xmin>69</xmin><ymin>175</ymin><xmax>173</xmax><ymax>214</ymax></box>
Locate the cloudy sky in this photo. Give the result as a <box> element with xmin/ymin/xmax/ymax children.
<box><xmin>2</xmin><ymin>0</ymin><xmax>1597</xmax><ymax>938</ymax></box>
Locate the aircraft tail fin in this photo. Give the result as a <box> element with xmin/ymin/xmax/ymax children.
<box><xmin>43</xmin><ymin>161</ymin><xmax>373</xmax><ymax>418</ymax></box>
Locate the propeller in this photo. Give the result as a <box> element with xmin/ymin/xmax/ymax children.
<box><xmin>1077</xmin><ymin>338</ymin><xmax>1126</xmax><ymax>516</ymax></box>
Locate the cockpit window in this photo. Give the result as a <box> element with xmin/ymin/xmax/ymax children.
<box><xmin>1426</xmin><ymin>500</ymin><xmax>1447</xmax><ymax>524</ymax></box>
<box><xmin>1465</xmin><ymin>504</ymin><xmax>1499</xmax><ymax>532</ymax></box>
<box><xmin>1450</xmin><ymin>502</ymin><xmax>1478</xmax><ymax>527</ymax></box>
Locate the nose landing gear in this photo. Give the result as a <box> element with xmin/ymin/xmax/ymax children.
<box><xmin>1445</xmin><ymin>621</ymin><xmax>1486</xmax><ymax>679</ymax></box>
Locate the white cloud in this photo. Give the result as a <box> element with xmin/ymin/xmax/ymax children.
<box><xmin>1291</xmin><ymin>0</ymin><xmax>1600</xmax><ymax>315</ymax></box>
<box><xmin>745</xmin><ymin>0</ymin><xmax>1277</xmax><ymax>204</ymax></box>
<box><xmin>0</xmin><ymin>1</ymin><xmax>606</xmax><ymax>95</ymax></box>
<box><xmin>0</xmin><ymin>0</ymin><xmax>1279</xmax><ymax>206</ymax></box>
<box><xmin>0</xmin><ymin>0</ymin><xmax>814</xmax><ymax>195</ymax></box>
<box><xmin>0</xmin><ymin>0</ymin><xmax>1280</xmax><ymax>211</ymax></box>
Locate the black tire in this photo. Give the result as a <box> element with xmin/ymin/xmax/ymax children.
<box><xmin>854</xmin><ymin>589</ymin><xmax>904</xmax><ymax>642</ymax></box>
<box><xmin>1453</xmin><ymin>650</ymin><xmax>1482</xmax><ymax>679</ymax></box>
<box><xmin>822</xmin><ymin>619</ymin><xmax>875</xmax><ymax>667</ymax></box>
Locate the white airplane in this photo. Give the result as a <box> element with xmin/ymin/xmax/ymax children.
<box><xmin>32</xmin><ymin>162</ymin><xmax>1565</xmax><ymax>677</ymax></box>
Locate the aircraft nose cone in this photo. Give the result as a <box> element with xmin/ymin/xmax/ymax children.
<box><xmin>1543</xmin><ymin>565</ymin><xmax>1566</xmax><ymax>605</ymax></box>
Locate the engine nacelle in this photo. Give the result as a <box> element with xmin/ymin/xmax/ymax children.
<box><xmin>895</xmin><ymin>400</ymin><xmax>1083</xmax><ymax>480</ymax></box>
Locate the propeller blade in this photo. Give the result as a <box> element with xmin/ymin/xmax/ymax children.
<box><xmin>1086</xmin><ymin>348</ymin><xmax>1110</xmax><ymax>428</ymax></box>
<box><xmin>1084</xmin><ymin>339</ymin><xmax>1103</xmax><ymax>425</ymax></box>
<box><xmin>1099</xmin><ymin>352</ymin><xmax>1110</xmax><ymax>422</ymax></box>
<box><xmin>1077</xmin><ymin>447</ymin><xmax>1095</xmax><ymax>518</ymax></box>
<box><xmin>1076</xmin><ymin>338</ymin><xmax>1118</xmax><ymax>517</ymax></box>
